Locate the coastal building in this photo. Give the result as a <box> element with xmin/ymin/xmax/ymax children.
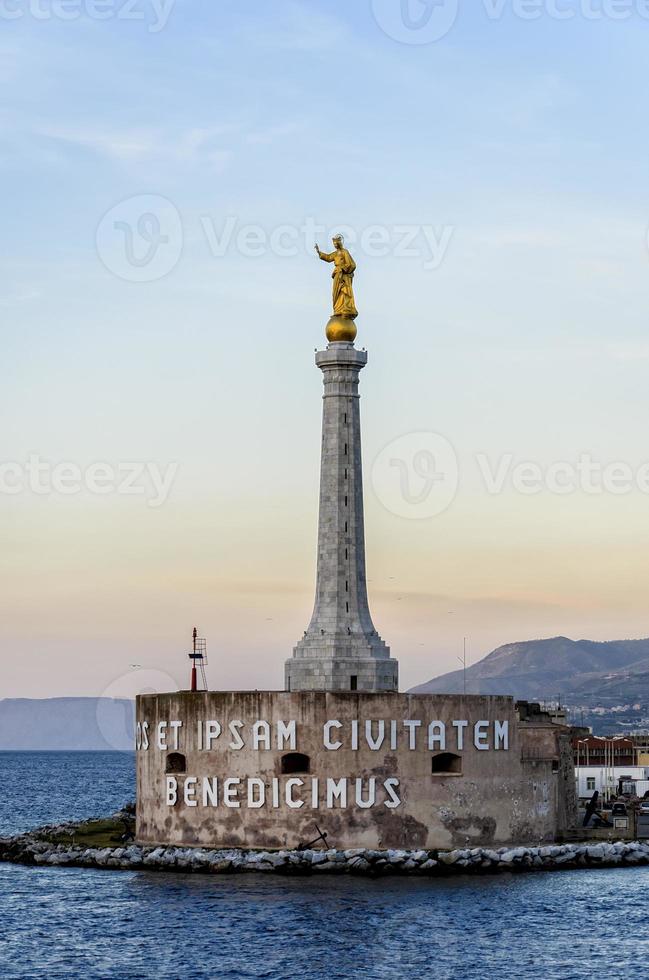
<box><xmin>575</xmin><ymin>765</ymin><xmax>649</xmax><ymax>801</ymax></box>
<box><xmin>136</xmin><ymin>247</ymin><xmax>578</xmax><ymax>851</ymax></box>
<box><xmin>572</xmin><ymin>735</ymin><xmax>637</xmax><ymax>769</ymax></box>
<box><xmin>626</xmin><ymin>733</ymin><xmax>649</xmax><ymax>763</ymax></box>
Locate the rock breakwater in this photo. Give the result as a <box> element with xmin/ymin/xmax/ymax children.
<box><xmin>2</xmin><ymin>815</ymin><xmax>649</xmax><ymax>877</ymax></box>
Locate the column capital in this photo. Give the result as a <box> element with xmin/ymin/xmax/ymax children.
<box><xmin>315</xmin><ymin>343</ymin><xmax>368</xmax><ymax>372</ymax></box>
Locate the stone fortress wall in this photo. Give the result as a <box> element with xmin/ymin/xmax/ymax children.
<box><xmin>136</xmin><ymin>691</ymin><xmax>576</xmax><ymax>851</ymax></box>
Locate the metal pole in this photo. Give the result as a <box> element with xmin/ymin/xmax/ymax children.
<box><xmin>463</xmin><ymin>637</ymin><xmax>467</xmax><ymax>695</ymax></box>
<box><xmin>190</xmin><ymin>627</ymin><xmax>198</xmax><ymax>692</ymax></box>
<box><xmin>457</xmin><ymin>638</ymin><xmax>467</xmax><ymax>695</ymax></box>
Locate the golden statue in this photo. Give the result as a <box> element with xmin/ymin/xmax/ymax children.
<box><xmin>315</xmin><ymin>234</ymin><xmax>358</xmax><ymax>343</ymax></box>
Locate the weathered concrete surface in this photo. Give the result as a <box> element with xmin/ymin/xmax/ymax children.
<box><xmin>286</xmin><ymin>343</ymin><xmax>398</xmax><ymax>692</ymax></box>
<box><xmin>136</xmin><ymin>691</ymin><xmax>576</xmax><ymax>851</ymax></box>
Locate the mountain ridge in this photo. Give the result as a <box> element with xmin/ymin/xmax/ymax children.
<box><xmin>4</xmin><ymin>638</ymin><xmax>649</xmax><ymax>750</ymax></box>
<box><xmin>409</xmin><ymin>636</ymin><xmax>649</xmax><ymax>702</ymax></box>
<box><xmin>0</xmin><ymin>697</ymin><xmax>134</xmax><ymax>751</ymax></box>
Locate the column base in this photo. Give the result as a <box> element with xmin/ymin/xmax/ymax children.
<box><xmin>285</xmin><ymin>655</ymin><xmax>398</xmax><ymax>693</ymax></box>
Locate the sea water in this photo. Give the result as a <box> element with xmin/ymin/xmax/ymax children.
<box><xmin>0</xmin><ymin>752</ymin><xmax>647</xmax><ymax>980</ymax></box>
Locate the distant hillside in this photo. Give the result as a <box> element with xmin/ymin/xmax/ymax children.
<box><xmin>410</xmin><ymin>637</ymin><xmax>649</xmax><ymax>703</ymax></box>
<box><xmin>0</xmin><ymin>698</ymin><xmax>135</xmax><ymax>750</ymax></box>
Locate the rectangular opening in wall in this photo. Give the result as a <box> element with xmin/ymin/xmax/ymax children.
<box><xmin>166</xmin><ymin>753</ymin><xmax>187</xmax><ymax>775</ymax></box>
<box><xmin>350</xmin><ymin>676</ymin><xmax>358</xmax><ymax>691</ymax></box>
<box><xmin>431</xmin><ymin>753</ymin><xmax>463</xmax><ymax>776</ymax></box>
<box><xmin>346</xmin><ymin>602</ymin><xmax>349</xmax><ymax>613</ymax></box>
<box><xmin>282</xmin><ymin>752</ymin><xmax>310</xmax><ymax>774</ymax></box>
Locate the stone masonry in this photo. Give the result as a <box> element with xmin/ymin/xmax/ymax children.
<box><xmin>285</xmin><ymin>341</ymin><xmax>398</xmax><ymax>692</ymax></box>
<box><xmin>135</xmin><ymin>691</ymin><xmax>576</xmax><ymax>850</ymax></box>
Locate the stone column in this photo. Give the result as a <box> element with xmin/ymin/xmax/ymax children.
<box><xmin>285</xmin><ymin>341</ymin><xmax>398</xmax><ymax>692</ymax></box>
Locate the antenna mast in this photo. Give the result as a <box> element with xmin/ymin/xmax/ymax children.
<box><xmin>189</xmin><ymin>627</ymin><xmax>208</xmax><ymax>691</ymax></box>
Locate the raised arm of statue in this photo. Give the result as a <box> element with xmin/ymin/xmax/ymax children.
<box><xmin>316</xmin><ymin>248</ymin><xmax>336</xmax><ymax>263</ymax></box>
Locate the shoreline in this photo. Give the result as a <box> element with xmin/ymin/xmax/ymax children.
<box><xmin>2</xmin><ymin>812</ymin><xmax>649</xmax><ymax>877</ymax></box>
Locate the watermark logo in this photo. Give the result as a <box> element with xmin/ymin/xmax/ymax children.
<box><xmin>96</xmin><ymin>210</ymin><xmax>454</xmax><ymax>281</ymax></box>
<box><xmin>0</xmin><ymin>456</ymin><xmax>178</xmax><ymax>507</ymax></box>
<box><xmin>371</xmin><ymin>0</ymin><xmax>460</xmax><ymax>44</ymax></box>
<box><xmin>371</xmin><ymin>0</ymin><xmax>649</xmax><ymax>44</ymax></box>
<box><xmin>0</xmin><ymin>0</ymin><xmax>177</xmax><ymax>33</ymax></box>
<box><xmin>97</xmin><ymin>667</ymin><xmax>180</xmax><ymax>751</ymax></box>
<box><xmin>371</xmin><ymin>431</ymin><xmax>459</xmax><ymax>519</ymax></box>
<box><xmin>200</xmin><ymin>217</ymin><xmax>454</xmax><ymax>269</ymax></box>
<box><xmin>96</xmin><ymin>209</ymin><xmax>455</xmax><ymax>282</ymax></box>
<box><xmin>477</xmin><ymin>453</ymin><xmax>649</xmax><ymax>496</ymax></box>
<box><xmin>373</xmin><ymin>438</ymin><xmax>649</xmax><ymax>521</ymax></box>
<box><xmin>480</xmin><ymin>0</ymin><xmax>649</xmax><ymax>22</ymax></box>
<box><xmin>96</xmin><ymin>194</ymin><xmax>183</xmax><ymax>283</ymax></box>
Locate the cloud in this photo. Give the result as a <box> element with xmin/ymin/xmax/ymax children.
<box><xmin>606</xmin><ymin>342</ymin><xmax>649</xmax><ymax>361</ymax></box>
<box><xmin>0</xmin><ymin>288</ymin><xmax>42</xmax><ymax>309</ymax></box>
<box><xmin>246</xmin><ymin>122</ymin><xmax>302</xmax><ymax>146</ymax></box>
<box><xmin>37</xmin><ymin>123</ymin><xmax>235</xmax><ymax>172</ymax></box>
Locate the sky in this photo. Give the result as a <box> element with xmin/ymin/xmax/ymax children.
<box><xmin>2</xmin><ymin>0</ymin><xmax>649</xmax><ymax>700</ymax></box>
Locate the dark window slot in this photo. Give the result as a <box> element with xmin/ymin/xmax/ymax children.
<box><xmin>281</xmin><ymin>753</ymin><xmax>310</xmax><ymax>775</ymax></box>
<box><xmin>431</xmin><ymin>753</ymin><xmax>463</xmax><ymax>776</ymax></box>
<box><xmin>166</xmin><ymin>753</ymin><xmax>187</xmax><ymax>775</ymax></box>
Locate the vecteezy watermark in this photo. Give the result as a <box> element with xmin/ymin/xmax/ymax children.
<box><xmin>477</xmin><ymin>453</ymin><xmax>649</xmax><ymax>495</ymax></box>
<box><xmin>98</xmin><ymin>667</ymin><xmax>180</xmax><ymax>751</ymax></box>
<box><xmin>481</xmin><ymin>0</ymin><xmax>649</xmax><ymax>21</ymax></box>
<box><xmin>372</xmin><ymin>0</ymin><xmax>649</xmax><ymax>44</ymax></box>
<box><xmin>371</xmin><ymin>432</ymin><xmax>459</xmax><ymax>520</ymax></box>
<box><xmin>96</xmin><ymin>195</ymin><xmax>183</xmax><ymax>283</ymax></box>
<box><xmin>0</xmin><ymin>0</ymin><xmax>176</xmax><ymax>32</ymax></box>
<box><xmin>96</xmin><ymin>199</ymin><xmax>454</xmax><ymax>283</ymax></box>
<box><xmin>200</xmin><ymin>217</ymin><xmax>454</xmax><ymax>269</ymax></box>
<box><xmin>0</xmin><ymin>456</ymin><xmax>178</xmax><ymax>507</ymax></box>
<box><xmin>372</xmin><ymin>0</ymin><xmax>460</xmax><ymax>44</ymax></box>
<box><xmin>372</xmin><ymin>435</ymin><xmax>649</xmax><ymax>519</ymax></box>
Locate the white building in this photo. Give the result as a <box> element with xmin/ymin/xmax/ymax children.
<box><xmin>575</xmin><ymin>765</ymin><xmax>648</xmax><ymax>799</ymax></box>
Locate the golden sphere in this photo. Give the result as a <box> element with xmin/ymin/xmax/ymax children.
<box><xmin>326</xmin><ymin>315</ymin><xmax>357</xmax><ymax>344</ymax></box>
